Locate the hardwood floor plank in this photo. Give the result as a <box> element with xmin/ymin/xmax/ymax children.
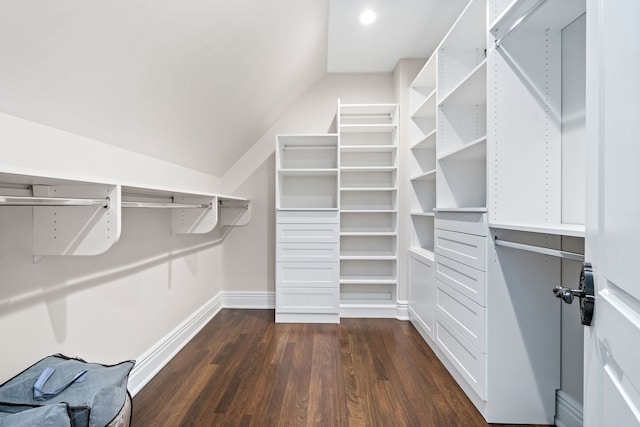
<box><xmin>132</xmin><ymin>309</ymin><xmax>552</xmax><ymax>427</ymax></box>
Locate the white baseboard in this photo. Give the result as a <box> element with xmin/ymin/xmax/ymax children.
<box><xmin>130</xmin><ymin>291</ymin><xmax>413</xmax><ymax>396</ymax></box>
<box><xmin>555</xmin><ymin>390</ymin><xmax>583</xmax><ymax>427</ymax></box>
<box><xmin>396</xmin><ymin>300</ymin><xmax>409</xmax><ymax>320</ymax></box>
<box><xmin>223</xmin><ymin>291</ymin><xmax>274</xmax><ymax>309</ymax></box>
<box><xmin>128</xmin><ymin>292</ymin><xmax>224</xmax><ymax>396</ymax></box>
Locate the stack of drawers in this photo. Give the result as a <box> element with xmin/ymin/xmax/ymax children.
<box><xmin>433</xmin><ymin>211</ymin><xmax>488</xmax><ymax>400</ymax></box>
<box><xmin>275</xmin><ymin>211</ymin><xmax>340</xmax><ymax>323</ymax></box>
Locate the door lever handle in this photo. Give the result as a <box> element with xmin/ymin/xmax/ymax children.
<box><xmin>553</xmin><ymin>286</ymin><xmax>585</xmax><ymax>304</ymax></box>
<box><xmin>551</xmin><ymin>263</ymin><xmax>595</xmax><ymax>326</ymax></box>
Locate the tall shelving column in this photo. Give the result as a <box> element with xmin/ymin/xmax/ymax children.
<box><xmin>485</xmin><ymin>0</ymin><xmax>587</xmax><ymax>424</ymax></box>
<box><xmin>338</xmin><ymin>102</ymin><xmax>399</xmax><ymax>318</ymax></box>
<box><xmin>432</xmin><ymin>0</ymin><xmax>490</xmax><ymax>413</ymax></box>
<box><xmin>407</xmin><ymin>53</ymin><xmax>438</xmax><ymax>340</ymax></box>
<box><xmin>275</xmin><ymin>134</ymin><xmax>340</xmax><ymax>323</ymax></box>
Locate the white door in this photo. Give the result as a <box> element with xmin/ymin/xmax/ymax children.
<box><xmin>584</xmin><ymin>0</ymin><xmax>640</xmax><ymax>425</ymax></box>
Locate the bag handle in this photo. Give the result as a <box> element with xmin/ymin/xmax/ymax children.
<box><xmin>33</xmin><ymin>367</ymin><xmax>87</xmax><ymax>400</ymax></box>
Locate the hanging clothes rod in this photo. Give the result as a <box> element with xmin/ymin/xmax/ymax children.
<box><xmin>341</xmin><ymin>114</ymin><xmax>392</xmax><ymax>119</ymax></box>
<box><xmin>121</xmin><ymin>201</ymin><xmax>211</xmax><ymax>209</ymax></box>
<box><xmin>494</xmin><ymin>237</ymin><xmax>584</xmax><ymax>261</ymax></box>
<box><xmin>0</xmin><ymin>195</ymin><xmax>110</xmax><ymax>208</ymax></box>
<box><xmin>494</xmin><ymin>0</ymin><xmax>549</xmax><ymax>48</ymax></box>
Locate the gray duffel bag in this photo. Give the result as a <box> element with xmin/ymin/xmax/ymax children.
<box><xmin>0</xmin><ymin>354</ymin><xmax>134</xmax><ymax>427</ymax></box>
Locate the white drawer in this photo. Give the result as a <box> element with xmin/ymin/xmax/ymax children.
<box><xmin>435</xmin><ymin>211</ymin><xmax>487</xmax><ymax>236</ymax></box>
<box><xmin>277</xmin><ymin>243</ymin><xmax>340</xmax><ymax>263</ymax></box>
<box><xmin>276</xmin><ymin>223</ymin><xmax>339</xmax><ymax>243</ymax></box>
<box><xmin>276</xmin><ymin>210</ymin><xmax>339</xmax><ymax>223</ymax></box>
<box><xmin>276</xmin><ymin>262</ymin><xmax>339</xmax><ymax>288</ymax></box>
<box><xmin>435</xmin><ymin>254</ymin><xmax>486</xmax><ymax>306</ymax></box>
<box><xmin>436</xmin><ymin>280</ymin><xmax>485</xmax><ymax>353</ymax></box>
<box><xmin>435</xmin><ymin>315</ymin><xmax>486</xmax><ymax>400</ymax></box>
<box><xmin>276</xmin><ymin>287</ymin><xmax>339</xmax><ymax>314</ymax></box>
<box><xmin>435</xmin><ymin>229</ymin><xmax>486</xmax><ymax>271</ymax></box>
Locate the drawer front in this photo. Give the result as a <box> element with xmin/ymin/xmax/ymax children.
<box><xmin>435</xmin><ymin>315</ymin><xmax>486</xmax><ymax>400</ymax></box>
<box><xmin>277</xmin><ymin>243</ymin><xmax>340</xmax><ymax>263</ymax></box>
<box><xmin>435</xmin><ymin>212</ymin><xmax>487</xmax><ymax>236</ymax></box>
<box><xmin>435</xmin><ymin>229</ymin><xmax>486</xmax><ymax>271</ymax></box>
<box><xmin>276</xmin><ymin>223</ymin><xmax>339</xmax><ymax>243</ymax></box>
<box><xmin>435</xmin><ymin>254</ymin><xmax>486</xmax><ymax>306</ymax></box>
<box><xmin>276</xmin><ymin>210</ymin><xmax>339</xmax><ymax>224</ymax></box>
<box><xmin>276</xmin><ymin>287</ymin><xmax>339</xmax><ymax>314</ymax></box>
<box><xmin>276</xmin><ymin>262</ymin><xmax>339</xmax><ymax>288</ymax></box>
<box><xmin>436</xmin><ymin>280</ymin><xmax>486</xmax><ymax>353</ymax></box>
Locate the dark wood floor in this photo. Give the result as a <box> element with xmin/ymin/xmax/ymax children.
<box><xmin>132</xmin><ymin>309</ymin><xmax>551</xmax><ymax>427</ymax></box>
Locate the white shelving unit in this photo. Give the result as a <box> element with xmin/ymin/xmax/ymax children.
<box><xmin>275</xmin><ymin>134</ymin><xmax>340</xmax><ymax>323</ymax></box>
<box><xmin>408</xmin><ymin>50</ymin><xmax>438</xmax><ymax>341</ymax></box>
<box><xmin>485</xmin><ymin>0</ymin><xmax>587</xmax><ymax>424</ymax></box>
<box><xmin>0</xmin><ymin>171</ymin><xmax>250</xmax><ymax>261</ymax></box>
<box><xmin>338</xmin><ymin>102</ymin><xmax>399</xmax><ymax>318</ymax></box>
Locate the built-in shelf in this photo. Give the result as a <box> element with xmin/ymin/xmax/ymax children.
<box><xmin>439</xmin><ymin>60</ymin><xmax>487</xmax><ymax>107</ymax></box>
<box><xmin>278</xmin><ymin>169</ymin><xmax>338</xmax><ymax>176</ymax></box>
<box><xmin>435</xmin><ymin>207</ymin><xmax>488</xmax><ymax>213</ymax></box>
<box><xmin>340</xmin><ymin>166</ymin><xmax>396</xmax><ymax>172</ymax></box>
<box><xmin>0</xmin><ymin>171</ymin><xmax>250</xmax><ymax>260</ymax></box>
<box><xmin>340</xmin><ymin>250</ymin><xmax>396</xmax><ymax>258</ymax></box>
<box><xmin>412</xmin><ymin>89</ymin><xmax>437</xmax><ymax>118</ymax></box>
<box><xmin>340</xmin><ymin>145</ymin><xmax>397</xmax><ymax>153</ymax></box>
<box><xmin>438</xmin><ymin>136</ymin><xmax>487</xmax><ymax>161</ymax></box>
<box><xmin>340</xmin><ymin>255</ymin><xmax>397</xmax><ymax>261</ymax></box>
<box><xmin>411</xmin><ymin>129</ymin><xmax>437</xmax><ymax>150</ymax></box>
<box><xmin>489</xmin><ymin>222</ymin><xmax>585</xmax><ymax>238</ymax></box>
<box><xmin>339</xmin><ymin>124</ymin><xmax>397</xmax><ymax>133</ymax></box>
<box><xmin>408</xmin><ymin>247</ymin><xmax>435</xmax><ymax>262</ymax></box>
<box><xmin>340</xmin><ymin>187</ymin><xmax>396</xmax><ymax>192</ymax></box>
<box><xmin>410</xmin><ymin>169</ymin><xmax>437</xmax><ymax>181</ymax></box>
<box><xmin>340</xmin><ymin>231</ymin><xmax>397</xmax><ymax>237</ymax></box>
<box><xmin>410</xmin><ymin>212</ymin><xmax>435</xmax><ymax>217</ymax></box>
<box><xmin>340</xmin><ymin>276</ymin><xmax>397</xmax><ymax>285</ymax></box>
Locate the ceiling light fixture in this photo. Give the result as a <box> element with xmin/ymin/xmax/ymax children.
<box><xmin>359</xmin><ymin>9</ymin><xmax>377</xmax><ymax>25</ymax></box>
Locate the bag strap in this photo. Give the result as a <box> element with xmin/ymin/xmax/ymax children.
<box><xmin>33</xmin><ymin>367</ymin><xmax>87</xmax><ymax>401</ymax></box>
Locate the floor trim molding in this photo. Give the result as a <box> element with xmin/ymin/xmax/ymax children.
<box><xmin>129</xmin><ymin>292</ymin><xmax>224</xmax><ymax>396</ymax></box>
<box><xmin>223</xmin><ymin>291</ymin><xmax>275</xmax><ymax>309</ymax></box>
<box><xmin>555</xmin><ymin>390</ymin><xmax>583</xmax><ymax>427</ymax></box>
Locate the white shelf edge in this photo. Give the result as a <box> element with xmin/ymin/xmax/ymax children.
<box><xmin>410</xmin><ymin>212</ymin><xmax>435</xmax><ymax>217</ymax></box>
<box><xmin>410</xmin><ymin>169</ymin><xmax>437</xmax><ymax>181</ymax></box>
<box><xmin>277</xmin><ymin>207</ymin><xmax>339</xmax><ymax>211</ymax></box>
<box><xmin>278</xmin><ymin>168</ymin><xmax>339</xmax><ymax>173</ymax></box>
<box><xmin>339</xmin><ymin>124</ymin><xmax>397</xmax><ymax>133</ymax></box>
<box><xmin>437</xmin><ymin>135</ymin><xmax>487</xmax><ymax>161</ymax></box>
<box><xmin>408</xmin><ymin>248</ymin><xmax>435</xmax><ymax>262</ymax></box>
<box><xmin>411</xmin><ymin>88</ymin><xmax>437</xmax><ymax>118</ymax></box>
<box><xmin>438</xmin><ymin>59</ymin><xmax>487</xmax><ymax>106</ymax></box>
<box><xmin>435</xmin><ymin>207</ymin><xmax>488</xmax><ymax>213</ymax></box>
<box><xmin>340</xmin><ymin>145</ymin><xmax>397</xmax><ymax>152</ymax></box>
<box><xmin>340</xmin><ymin>209</ymin><xmax>396</xmax><ymax>213</ymax></box>
<box><xmin>340</xmin><ymin>277</ymin><xmax>397</xmax><ymax>285</ymax></box>
<box><xmin>340</xmin><ymin>166</ymin><xmax>397</xmax><ymax>172</ymax></box>
<box><xmin>411</xmin><ymin>129</ymin><xmax>437</xmax><ymax>150</ymax></box>
<box><xmin>489</xmin><ymin>222</ymin><xmax>585</xmax><ymax>238</ymax></box>
<box><xmin>340</xmin><ymin>187</ymin><xmax>397</xmax><ymax>192</ymax></box>
<box><xmin>340</xmin><ymin>255</ymin><xmax>398</xmax><ymax>261</ymax></box>
<box><xmin>340</xmin><ymin>231</ymin><xmax>397</xmax><ymax>236</ymax></box>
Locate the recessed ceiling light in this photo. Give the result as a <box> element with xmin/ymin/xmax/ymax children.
<box><xmin>359</xmin><ymin>9</ymin><xmax>377</xmax><ymax>25</ymax></box>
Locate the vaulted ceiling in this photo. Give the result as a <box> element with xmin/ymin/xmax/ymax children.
<box><xmin>0</xmin><ymin>0</ymin><xmax>466</xmax><ymax>177</ymax></box>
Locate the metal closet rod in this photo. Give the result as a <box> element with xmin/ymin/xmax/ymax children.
<box><xmin>494</xmin><ymin>237</ymin><xmax>584</xmax><ymax>262</ymax></box>
<box><xmin>494</xmin><ymin>0</ymin><xmax>549</xmax><ymax>48</ymax></box>
<box><xmin>121</xmin><ymin>201</ymin><xmax>212</xmax><ymax>209</ymax></box>
<box><xmin>0</xmin><ymin>195</ymin><xmax>110</xmax><ymax>208</ymax></box>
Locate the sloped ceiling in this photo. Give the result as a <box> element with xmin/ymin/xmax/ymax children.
<box><xmin>0</xmin><ymin>1</ymin><xmax>467</xmax><ymax>178</ymax></box>
<box><xmin>0</xmin><ymin>0</ymin><xmax>329</xmax><ymax>177</ymax></box>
